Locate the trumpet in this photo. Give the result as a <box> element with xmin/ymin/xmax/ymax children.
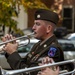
<box><xmin>0</xmin><ymin>59</ymin><xmax>75</xmax><ymax>75</ymax></box>
<box><xmin>0</xmin><ymin>32</ymin><xmax>34</xmax><ymax>53</ymax></box>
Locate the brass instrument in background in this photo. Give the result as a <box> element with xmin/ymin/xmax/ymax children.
<box><xmin>0</xmin><ymin>59</ymin><xmax>75</xmax><ymax>75</ymax></box>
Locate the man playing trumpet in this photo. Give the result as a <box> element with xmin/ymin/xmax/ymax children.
<box><xmin>1</xmin><ymin>9</ymin><xmax>64</xmax><ymax>75</ymax></box>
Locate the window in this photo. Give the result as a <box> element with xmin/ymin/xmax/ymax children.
<box><xmin>62</xmin><ymin>6</ymin><xmax>74</xmax><ymax>32</ymax></box>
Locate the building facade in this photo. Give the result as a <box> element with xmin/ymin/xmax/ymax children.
<box><xmin>28</xmin><ymin>0</ymin><xmax>75</xmax><ymax>32</ymax></box>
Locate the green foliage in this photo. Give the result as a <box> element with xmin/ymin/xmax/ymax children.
<box><xmin>0</xmin><ymin>0</ymin><xmax>48</xmax><ymax>35</ymax></box>
<box><xmin>21</xmin><ymin>0</ymin><xmax>48</xmax><ymax>10</ymax></box>
<box><xmin>0</xmin><ymin>0</ymin><xmax>18</xmax><ymax>28</ymax></box>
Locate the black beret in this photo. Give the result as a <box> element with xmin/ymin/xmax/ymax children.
<box><xmin>35</xmin><ymin>9</ymin><xmax>59</xmax><ymax>25</ymax></box>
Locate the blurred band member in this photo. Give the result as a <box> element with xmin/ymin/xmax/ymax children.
<box><xmin>37</xmin><ymin>57</ymin><xmax>59</xmax><ymax>75</ymax></box>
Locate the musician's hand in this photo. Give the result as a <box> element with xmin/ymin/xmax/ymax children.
<box><xmin>1</xmin><ymin>34</ymin><xmax>13</xmax><ymax>42</ymax></box>
<box><xmin>37</xmin><ymin>57</ymin><xmax>59</xmax><ymax>75</ymax></box>
<box><xmin>38</xmin><ymin>66</ymin><xmax>59</xmax><ymax>75</ymax></box>
<box><xmin>1</xmin><ymin>34</ymin><xmax>18</xmax><ymax>54</ymax></box>
<box><xmin>2</xmin><ymin>43</ymin><xmax>18</xmax><ymax>54</ymax></box>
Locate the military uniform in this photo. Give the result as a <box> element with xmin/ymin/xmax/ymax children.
<box><xmin>5</xmin><ymin>9</ymin><xmax>65</xmax><ymax>75</ymax></box>
<box><xmin>5</xmin><ymin>35</ymin><xmax>64</xmax><ymax>75</ymax></box>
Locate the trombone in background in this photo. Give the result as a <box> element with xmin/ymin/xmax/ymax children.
<box><xmin>0</xmin><ymin>59</ymin><xmax>75</xmax><ymax>75</ymax></box>
<box><xmin>0</xmin><ymin>32</ymin><xmax>34</xmax><ymax>53</ymax></box>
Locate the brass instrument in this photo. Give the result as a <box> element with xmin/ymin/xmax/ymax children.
<box><xmin>0</xmin><ymin>59</ymin><xmax>75</xmax><ymax>75</ymax></box>
<box><xmin>0</xmin><ymin>32</ymin><xmax>34</xmax><ymax>53</ymax></box>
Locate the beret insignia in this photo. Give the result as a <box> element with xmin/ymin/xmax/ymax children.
<box><xmin>37</xmin><ymin>14</ymin><xmax>40</xmax><ymax>18</ymax></box>
<box><xmin>48</xmin><ymin>47</ymin><xmax>57</xmax><ymax>57</ymax></box>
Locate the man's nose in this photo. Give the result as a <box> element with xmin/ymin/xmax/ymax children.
<box><xmin>32</xmin><ymin>25</ymin><xmax>36</xmax><ymax>30</ymax></box>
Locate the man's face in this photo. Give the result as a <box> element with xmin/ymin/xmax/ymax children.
<box><xmin>32</xmin><ymin>20</ymin><xmax>48</xmax><ymax>40</ymax></box>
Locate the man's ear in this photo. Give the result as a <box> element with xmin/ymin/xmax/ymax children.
<box><xmin>46</xmin><ymin>25</ymin><xmax>52</xmax><ymax>33</ymax></box>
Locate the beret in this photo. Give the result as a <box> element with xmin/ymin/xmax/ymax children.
<box><xmin>35</xmin><ymin>9</ymin><xmax>59</xmax><ymax>25</ymax></box>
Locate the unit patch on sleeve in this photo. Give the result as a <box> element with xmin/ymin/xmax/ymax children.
<box><xmin>48</xmin><ymin>47</ymin><xmax>57</xmax><ymax>57</ymax></box>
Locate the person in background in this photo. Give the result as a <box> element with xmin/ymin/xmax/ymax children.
<box><xmin>2</xmin><ymin>9</ymin><xmax>64</xmax><ymax>75</ymax></box>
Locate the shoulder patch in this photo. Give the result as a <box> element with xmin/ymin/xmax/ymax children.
<box><xmin>48</xmin><ymin>47</ymin><xmax>57</xmax><ymax>57</ymax></box>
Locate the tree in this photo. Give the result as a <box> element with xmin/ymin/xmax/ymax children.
<box><xmin>0</xmin><ymin>0</ymin><xmax>48</xmax><ymax>35</ymax></box>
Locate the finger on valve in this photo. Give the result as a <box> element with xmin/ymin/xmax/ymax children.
<box><xmin>42</xmin><ymin>57</ymin><xmax>54</xmax><ymax>64</ymax></box>
<box><xmin>1</xmin><ymin>34</ymin><xmax>11</xmax><ymax>42</ymax></box>
<box><xmin>41</xmin><ymin>57</ymin><xmax>58</xmax><ymax>71</ymax></box>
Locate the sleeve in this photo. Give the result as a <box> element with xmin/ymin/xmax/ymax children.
<box><xmin>7</xmin><ymin>52</ymin><xmax>28</xmax><ymax>69</ymax></box>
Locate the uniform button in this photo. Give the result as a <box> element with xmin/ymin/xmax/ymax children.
<box><xmin>44</xmin><ymin>44</ymin><xmax>47</xmax><ymax>47</ymax></box>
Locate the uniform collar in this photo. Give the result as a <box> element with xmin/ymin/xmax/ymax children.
<box><xmin>40</xmin><ymin>34</ymin><xmax>55</xmax><ymax>46</ymax></box>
